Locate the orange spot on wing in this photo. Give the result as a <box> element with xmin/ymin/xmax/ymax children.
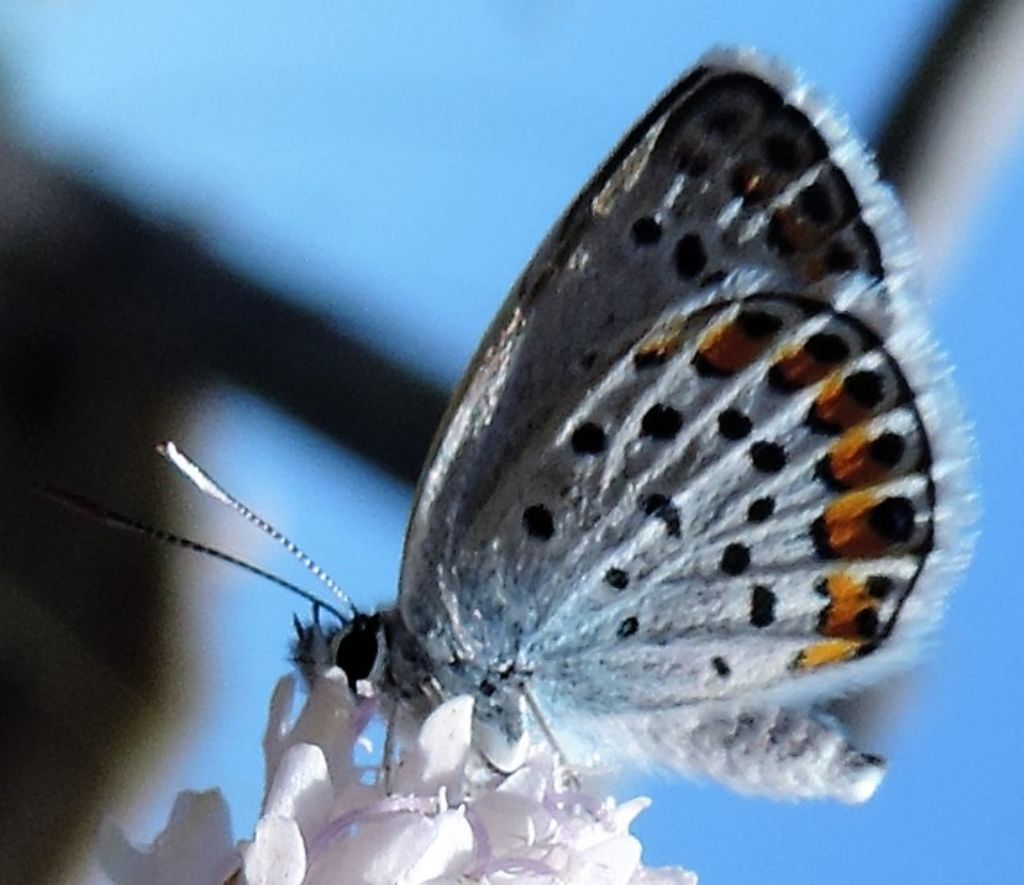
<box><xmin>772</xmin><ymin>345</ymin><xmax>833</xmax><ymax>389</ymax></box>
<box><xmin>635</xmin><ymin>328</ymin><xmax>683</xmax><ymax>366</ymax></box>
<box><xmin>793</xmin><ymin>639</ymin><xmax>863</xmax><ymax>670</ymax></box>
<box><xmin>826</xmin><ymin>427</ymin><xmax>891</xmax><ymax>488</ymax></box>
<box><xmin>697</xmin><ymin>320</ymin><xmax>771</xmax><ymax>375</ymax></box>
<box><xmin>811</xmin><ymin>376</ymin><xmax>874</xmax><ymax>432</ymax></box>
<box><xmin>734</xmin><ymin>164</ymin><xmax>770</xmax><ymax>202</ymax></box>
<box><xmin>818</xmin><ymin>573</ymin><xmax>879</xmax><ymax>639</ymax></box>
<box><xmin>822</xmin><ymin>491</ymin><xmax>890</xmax><ymax>557</ymax></box>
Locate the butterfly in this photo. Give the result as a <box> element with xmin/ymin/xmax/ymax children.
<box><xmin>293</xmin><ymin>47</ymin><xmax>974</xmax><ymax>804</ymax></box>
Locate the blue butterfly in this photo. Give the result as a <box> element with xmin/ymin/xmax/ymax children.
<box><xmin>286</xmin><ymin>48</ymin><xmax>975</xmax><ymax>803</ymax></box>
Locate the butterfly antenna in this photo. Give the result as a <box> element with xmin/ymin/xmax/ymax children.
<box><xmin>157</xmin><ymin>441</ymin><xmax>358</xmax><ymax>618</ymax></box>
<box><xmin>38</xmin><ymin>484</ymin><xmax>348</xmax><ymax>621</ymax></box>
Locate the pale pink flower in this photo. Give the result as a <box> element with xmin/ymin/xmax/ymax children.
<box><xmin>101</xmin><ymin>670</ymin><xmax>697</xmax><ymax>884</ymax></box>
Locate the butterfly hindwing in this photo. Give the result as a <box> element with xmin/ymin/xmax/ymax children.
<box><xmin>533</xmin><ymin>275</ymin><xmax>933</xmax><ymax>695</ymax></box>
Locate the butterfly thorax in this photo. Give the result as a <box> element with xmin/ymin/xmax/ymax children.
<box><xmin>381</xmin><ymin>606</ymin><xmax>535</xmax><ymax>770</ymax></box>
<box><xmin>292</xmin><ymin>605</ymin><xmax>534</xmax><ymax>770</ymax></box>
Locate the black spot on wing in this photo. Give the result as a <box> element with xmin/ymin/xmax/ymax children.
<box><xmin>869</xmin><ymin>497</ymin><xmax>915</xmax><ymax>543</ymax></box>
<box><xmin>631</xmin><ymin>216</ymin><xmax>662</xmax><ymax>246</ymax></box>
<box><xmin>750</xmin><ymin>440</ymin><xmax>787</xmax><ymax>473</ymax></box>
<box><xmin>747</xmin><ymin>496</ymin><xmax>775</xmax><ymax>523</ymax></box>
<box><xmin>605</xmin><ymin>568</ymin><xmax>629</xmax><ymax>590</ymax></box>
<box><xmin>674</xmin><ymin>233</ymin><xmax>707</xmax><ymax>278</ymax></box>
<box><xmin>641</xmin><ymin>493</ymin><xmax>681</xmax><ymax>537</ymax></box>
<box><xmin>571</xmin><ymin>422</ymin><xmax>606</xmax><ymax>455</ymax></box>
<box><xmin>720</xmin><ymin>542</ymin><xmax>751</xmax><ymax>575</ymax></box>
<box><xmin>718</xmin><ymin>408</ymin><xmax>752</xmax><ymax>440</ymax></box>
<box><xmin>617</xmin><ymin>616</ymin><xmax>639</xmax><ymax>639</ymax></box>
<box><xmin>750</xmin><ymin>585</ymin><xmax>776</xmax><ymax>627</ymax></box>
<box><xmin>522</xmin><ymin>504</ymin><xmax>555</xmax><ymax>540</ymax></box>
<box><xmin>641</xmin><ymin>404</ymin><xmax>683</xmax><ymax>440</ymax></box>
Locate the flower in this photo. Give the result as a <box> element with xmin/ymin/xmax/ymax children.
<box><xmin>100</xmin><ymin>670</ymin><xmax>697</xmax><ymax>884</ymax></box>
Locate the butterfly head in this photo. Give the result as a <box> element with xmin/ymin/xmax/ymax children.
<box><xmin>292</xmin><ymin>609</ymin><xmax>384</xmax><ymax>693</ymax></box>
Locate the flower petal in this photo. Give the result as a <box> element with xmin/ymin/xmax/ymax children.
<box><xmin>262</xmin><ymin>742</ymin><xmax>333</xmax><ymax>839</ymax></box>
<box><xmin>99</xmin><ymin>790</ymin><xmax>238</xmax><ymax>885</ymax></box>
<box><xmin>630</xmin><ymin>867</ymin><xmax>700</xmax><ymax>885</ymax></box>
<box><xmin>108</xmin><ymin>681</ymin><xmax>697</xmax><ymax>884</ymax></box>
<box><xmin>264</xmin><ymin>672</ymin><xmax>365</xmax><ymax>793</ymax></box>
<box><xmin>391</xmin><ymin>696</ymin><xmax>473</xmax><ymax>798</ymax></box>
<box><xmin>308</xmin><ymin>807</ymin><xmax>474</xmax><ymax>884</ymax></box>
<box><xmin>242</xmin><ymin>814</ymin><xmax>307</xmax><ymax>885</ymax></box>
<box><xmin>575</xmin><ymin>832</ymin><xmax>643</xmax><ymax>885</ymax></box>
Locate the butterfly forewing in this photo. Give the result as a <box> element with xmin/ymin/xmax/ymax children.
<box><xmin>395</xmin><ymin>48</ymin><xmax>972</xmax><ymax>801</ymax></box>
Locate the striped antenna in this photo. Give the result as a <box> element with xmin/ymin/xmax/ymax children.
<box><xmin>158</xmin><ymin>441</ymin><xmax>357</xmax><ymax>618</ymax></box>
<box><xmin>40</xmin><ymin>484</ymin><xmax>348</xmax><ymax>621</ymax></box>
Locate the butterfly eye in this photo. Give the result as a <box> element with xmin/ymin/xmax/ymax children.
<box><xmin>334</xmin><ymin>613</ymin><xmax>381</xmax><ymax>691</ymax></box>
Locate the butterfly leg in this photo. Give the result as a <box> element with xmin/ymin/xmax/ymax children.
<box><xmin>522</xmin><ymin>684</ymin><xmax>568</xmax><ymax>760</ymax></box>
<box><xmin>381</xmin><ymin>705</ymin><xmax>399</xmax><ymax>794</ymax></box>
<box><xmin>521</xmin><ymin>684</ymin><xmax>586</xmax><ymax>792</ymax></box>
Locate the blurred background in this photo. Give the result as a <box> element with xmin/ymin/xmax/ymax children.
<box><xmin>0</xmin><ymin>1</ymin><xmax>1020</xmax><ymax>882</ymax></box>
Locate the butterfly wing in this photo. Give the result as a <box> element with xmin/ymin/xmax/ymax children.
<box><xmin>396</xmin><ymin>48</ymin><xmax>973</xmax><ymax>800</ymax></box>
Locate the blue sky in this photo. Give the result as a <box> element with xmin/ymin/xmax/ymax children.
<box><xmin>3</xmin><ymin>2</ymin><xmax>1021</xmax><ymax>881</ymax></box>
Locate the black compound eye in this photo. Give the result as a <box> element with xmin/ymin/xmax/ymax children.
<box><xmin>334</xmin><ymin>614</ymin><xmax>381</xmax><ymax>691</ymax></box>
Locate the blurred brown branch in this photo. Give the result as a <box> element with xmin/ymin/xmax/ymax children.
<box><xmin>877</xmin><ymin>0</ymin><xmax>1024</xmax><ymax>286</ymax></box>
<box><xmin>0</xmin><ymin>137</ymin><xmax>448</xmax><ymax>882</ymax></box>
